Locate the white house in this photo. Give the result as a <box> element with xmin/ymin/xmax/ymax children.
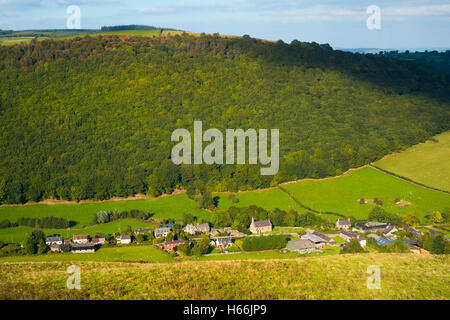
<box><xmin>46</xmin><ymin>236</ymin><xmax>63</xmax><ymax>246</ymax></box>
<box><xmin>73</xmin><ymin>234</ymin><xmax>89</xmax><ymax>244</ymax></box>
<box><xmin>336</xmin><ymin>219</ymin><xmax>351</xmax><ymax>230</ymax></box>
<box><xmin>116</xmin><ymin>235</ymin><xmax>132</xmax><ymax>244</ymax></box>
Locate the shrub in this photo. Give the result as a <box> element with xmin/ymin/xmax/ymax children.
<box><xmin>341</xmin><ymin>238</ymin><xmax>365</xmax><ymax>254</ymax></box>
<box><xmin>241</xmin><ymin>235</ymin><xmax>288</xmax><ymax>251</ymax></box>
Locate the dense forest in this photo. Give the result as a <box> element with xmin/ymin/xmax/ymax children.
<box><xmin>0</xmin><ymin>33</ymin><xmax>449</xmax><ymax>204</ymax></box>
<box><xmin>378</xmin><ymin>50</ymin><xmax>450</xmax><ymax>75</ymax></box>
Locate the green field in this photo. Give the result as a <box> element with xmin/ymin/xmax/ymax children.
<box><xmin>374</xmin><ymin>131</ymin><xmax>450</xmax><ymax>192</ymax></box>
<box><xmin>0</xmin><ymin>254</ymin><xmax>448</xmax><ymax>299</ymax></box>
<box><xmin>0</xmin><ymin>245</ymin><xmax>172</xmax><ymax>263</ymax></box>
<box><xmin>0</xmin><ymin>193</ymin><xmax>209</xmax><ymax>228</ymax></box>
<box><xmin>215</xmin><ymin>188</ymin><xmax>305</xmax><ymax>213</ymax></box>
<box><xmin>0</xmin><ymin>219</ymin><xmax>156</xmax><ymax>244</ymax></box>
<box><xmin>282</xmin><ymin>167</ymin><xmax>450</xmax><ymax>222</ymax></box>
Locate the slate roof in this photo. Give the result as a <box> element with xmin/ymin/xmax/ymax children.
<box><xmin>287</xmin><ymin>239</ymin><xmax>316</xmax><ymax>250</ymax></box>
<box><xmin>336</xmin><ymin>219</ymin><xmax>351</xmax><ymax>226</ymax></box>
<box><xmin>253</xmin><ymin>220</ymin><xmax>272</xmax><ymax>228</ymax></box>
<box><xmin>46</xmin><ymin>236</ymin><xmax>63</xmax><ymax>242</ymax></box>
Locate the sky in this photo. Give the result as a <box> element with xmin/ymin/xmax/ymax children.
<box><xmin>0</xmin><ymin>0</ymin><xmax>449</xmax><ymax>49</ymax></box>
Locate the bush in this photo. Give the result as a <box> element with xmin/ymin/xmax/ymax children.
<box><xmin>341</xmin><ymin>238</ymin><xmax>365</xmax><ymax>254</ymax></box>
<box><xmin>241</xmin><ymin>235</ymin><xmax>288</xmax><ymax>251</ymax></box>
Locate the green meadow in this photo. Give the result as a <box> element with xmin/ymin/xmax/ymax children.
<box><xmin>0</xmin><ymin>219</ymin><xmax>155</xmax><ymax>244</ymax></box>
<box><xmin>0</xmin><ymin>245</ymin><xmax>172</xmax><ymax>263</ymax></box>
<box><xmin>374</xmin><ymin>131</ymin><xmax>450</xmax><ymax>192</ymax></box>
<box><xmin>0</xmin><ymin>193</ymin><xmax>209</xmax><ymax>228</ymax></box>
<box><xmin>282</xmin><ymin>167</ymin><xmax>450</xmax><ymax>222</ymax></box>
<box><xmin>215</xmin><ymin>188</ymin><xmax>305</xmax><ymax>213</ymax></box>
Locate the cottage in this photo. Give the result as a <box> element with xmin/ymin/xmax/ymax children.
<box><xmin>46</xmin><ymin>236</ymin><xmax>63</xmax><ymax>246</ymax></box>
<box><xmin>73</xmin><ymin>234</ymin><xmax>89</xmax><ymax>244</ymax></box>
<box><xmin>163</xmin><ymin>240</ymin><xmax>185</xmax><ymax>251</ymax></box>
<box><xmin>383</xmin><ymin>225</ymin><xmax>397</xmax><ymax>237</ymax></box>
<box><xmin>336</xmin><ymin>219</ymin><xmax>351</xmax><ymax>230</ymax></box>
<box><xmin>249</xmin><ymin>218</ymin><xmax>272</xmax><ymax>234</ymax></box>
<box><xmin>209</xmin><ymin>228</ymin><xmax>223</xmax><ymax>237</ymax></box>
<box><xmin>183</xmin><ymin>223</ymin><xmax>210</xmax><ymax>235</ymax></box>
<box><xmin>403</xmin><ymin>226</ymin><xmax>423</xmax><ymax>239</ymax></box>
<box><xmin>116</xmin><ymin>235</ymin><xmax>132</xmax><ymax>244</ymax></box>
<box><xmin>49</xmin><ymin>243</ymin><xmax>69</xmax><ymax>252</ymax></box>
<box><xmin>287</xmin><ymin>239</ymin><xmax>317</xmax><ymax>254</ymax></box>
<box><xmin>211</xmin><ymin>237</ymin><xmax>232</xmax><ymax>249</ymax></box>
<box><xmin>72</xmin><ymin>243</ymin><xmax>97</xmax><ymax>253</ymax></box>
<box><xmin>154</xmin><ymin>227</ymin><xmax>171</xmax><ymax>238</ymax></box>
<box><xmin>92</xmin><ymin>237</ymin><xmax>106</xmax><ymax>245</ymax></box>
<box><xmin>134</xmin><ymin>228</ymin><xmax>152</xmax><ymax>235</ymax></box>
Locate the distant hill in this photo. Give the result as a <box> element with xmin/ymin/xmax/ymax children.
<box><xmin>0</xmin><ymin>34</ymin><xmax>449</xmax><ymax>204</ymax></box>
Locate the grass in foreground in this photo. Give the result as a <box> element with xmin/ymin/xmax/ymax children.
<box><xmin>0</xmin><ymin>254</ymin><xmax>448</xmax><ymax>299</ymax></box>
<box><xmin>0</xmin><ymin>246</ymin><xmax>172</xmax><ymax>263</ymax></box>
<box><xmin>374</xmin><ymin>131</ymin><xmax>450</xmax><ymax>192</ymax></box>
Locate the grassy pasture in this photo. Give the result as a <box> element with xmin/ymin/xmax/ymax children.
<box><xmin>0</xmin><ymin>193</ymin><xmax>209</xmax><ymax>228</ymax></box>
<box><xmin>215</xmin><ymin>188</ymin><xmax>305</xmax><ymax>213</ymax></box>
<box><xmin>0</xmin><ymin>245</ymin><xmax>172</xmax><ymax>263</ymax></box>
<box><xmin>282</xmin><ymin>167</ymin><xmax>450</xmax><ymax>222</ymax></box>
<box><xmin>374</xmin><ymin>131</ymin><xmax>450</xmax><ymax>192</ymax></box>
<box><xmin>0</xmin><ymin>254</ymin><xmax>448</xmax><ymax>299</ymax></box>
<box><xmin>0</xmin><ymin>219</ymin><xmax>156</xmax><ymax>244</ymax></box>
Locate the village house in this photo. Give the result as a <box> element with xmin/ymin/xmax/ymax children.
<box><xmin>183</xmin><ymin>223</ymin><xmax>210</xmax><ymax>235</ymax></box>
<box><xmin>73</xmin><ymin>234</ymin><xmax>89</xmax><ymax>244</ymax></box>
<box><xmin>249</xmin><ymin>218</ymin><xmax>272</xmax><ymax>234</ymax></box>
<box><xmin>134</xmin><ymin>228</ymin><xmax>152</xmax><ymax>235</ymax></box>
<box><xmin>209</xmin><ymin>228</ymin><xmax>223</xmax><ymax>237</ymax></box>
<box><xmin>45</xmin><ymin>235</ymin><xmax>63</xmax><ymax>246</ymax></box>
<box><xmin>163</xmin><ymin>240</ymin><xmax>185</xmax><ymax>251</ymax></box>
<box><xmin>336</xmin><ymin>218</ymin><xmax>351</xmax><ymax>230</ymax></box>
<box><xmin>154</xmin><ymin>227</ymin><xmax>171</xmax><ymax>238</ymax></box>
<box><xmin>49</xmin><ymin>243</ymin><xmax>70</xmax><ymax>252</ymax></box>
<box><xmin>383</xmin><ymin>225</ymin><xmax>397</xmax><ymax>237</ymax></box>
<box><xmin>210</xmin><ymin>237</ymin><xmax>232</xmax><ymax>249</ymax></box>
<box><xmin>92</xmin><ymin>237</ymin><xmax>106</xmax><ymax>245</ymax></box>
<box><xmin>72</xmin><ymin>243</ymin><xmax>97</xmax><ymax>253</ymax></box>
<box><xmin>116</xmin><ymin>235</ymin><xmax>132</xmax><ymax>244</ymax></box>
<box><xmin>339</xmin><ymin>230</ymin><xmax>366</xmax><ymax>247</ymax></box>
<box><xmin>287</xmin><ymin>239</ymin><xmax>318</xmax><ymax>254</ymax></box>
<box><xmin>403</xmin><ymin>226</ymin><xmax>423</xmax><ymax>239</ymax></box>
<box><xmin>354</xmin><ymin>220</ymin><xmax>388</xmax><ymax>232</ymax></box>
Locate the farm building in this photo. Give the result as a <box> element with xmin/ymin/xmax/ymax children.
<box><xmin>49</xmin><ymin>243</ymin><xmax>70</xmax><ymax>252</ymax></box>
<box><xmin>377</xmin><ymin>237</ymin><xmax>396</xmax><ymax>247</ymax></box>
<box><xmin>45</xmin><ymin>236</ymin><xmax>63</xmax><ymax>246</ymax></box>
<box><xmin>287</xmin><ymin>239</ymin><xmax>317</xmax><ymax>254</ymax></box>
<box><xmin>92</xmin><ymin>237</ymin><xmax>106</xmax><ymax>245</ymax></box>
<box><xmin>72</xmin><ymin>243</ymin><xmax>97</xmax><ymax>253</ymax></box>
<box><xmin>73</xmin><ymin>234</ymin><xmax>89</xmax><ymax>244</ymax></box>
<box><xmin>249</xmin><ymin>218</ymin><xmax>272</xmax><ymax>234</ymax></box>
<box><xmin>302</xmin><ymin>231</ymin><xmax>335</xmax><ymax>246</ymax></box>
<box><xmin>403</xmin><ymin>226</ymin><xmax>423</xmax><ymax>239</ymax></box>
<box><xmin>383</xmin><ymin>225</ymin><xmax>397</xmax><ymax>237</ymax></box>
